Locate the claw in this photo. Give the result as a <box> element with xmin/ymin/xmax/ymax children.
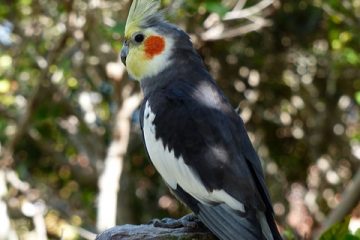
<box><xmin>179</xmin><ymin>213</ymin><xmax>201</xmax><ymax>228</ymax></box>
<box><xmin>149</xmin><ymin>213</ymin><xmax>200</xmax><ymax>229</ymax></box>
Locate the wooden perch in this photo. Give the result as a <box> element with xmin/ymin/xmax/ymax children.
<box><xmin>96</xmin><ymin>221</ymin><xmax>217</xmax><ymax>240</ymax></box>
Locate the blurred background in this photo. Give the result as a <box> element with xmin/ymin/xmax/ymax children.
<box><xmin>0</xmin><ymin>0</ymin><xmax>359</xmax><ymax>239</ymax></box>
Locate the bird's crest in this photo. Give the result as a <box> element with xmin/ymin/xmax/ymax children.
<box><xmin>125</xmin><ymin>0</ymin><xmax>163</xmax><ymax>37</ymax></box>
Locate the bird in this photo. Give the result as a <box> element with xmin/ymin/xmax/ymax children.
<box><xmin>120</xmin><ymin>0</ymin><xmax>282</xmax><ymax>239</ymax></box>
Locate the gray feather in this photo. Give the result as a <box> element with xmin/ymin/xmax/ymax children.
<box><xmin>198</xmin><ymin>203</ymin><xmax>265</xmax><ymax>240</ymax></box>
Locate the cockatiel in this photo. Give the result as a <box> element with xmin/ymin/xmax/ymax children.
<box><xmin>121</xmin><ymin>1</ymin><xmax>282</xmax><ymax>239</ymax></box>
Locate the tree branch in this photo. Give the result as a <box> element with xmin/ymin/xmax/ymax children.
<box><xmin>201</xmin><ymin>19</ymin><xmax>272</xmax><ymax>41</ymax></box>
<box><xmin>0</xmin><ymin>170</ymin><xmax>18</xmax><ymax>239</ymax></box>
<box><xmin>315</xmin><ymin>169</ymin><xmax>360</xmax><ymax>238</ymax></box>
<box><xmin>224</xmin><ymin>0</ymin><xmax>274</xmax><ymax>21</ymax></box>
<box><xmin>200</xmin><ymin>0</ymin><xmax>274</xmax><ymax>41</ymax></box>
<box><xmin>96</xmin><ymin>92</ymin><xmax>142</xmax><ymax>231</ymax></box>
<box><xmin>96</xmin><ymin>222</ymin><xmax>216</xmax><ymax>240</ymax></box>
<box><xmin>233</xmin><ymin>0</ymin><xmax>248</xmax><ymax>11</ymax></box>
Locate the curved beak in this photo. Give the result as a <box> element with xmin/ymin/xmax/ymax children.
<box><xmin>120</xmin><ymin>44</ymin><xmax>129</xmax><ymax>66</ymax></box>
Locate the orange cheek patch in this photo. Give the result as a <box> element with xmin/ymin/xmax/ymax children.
<box><xmin>144</xmin><ymin>36</ymin><xmax>165</xmax><ymax>59</ymax></box>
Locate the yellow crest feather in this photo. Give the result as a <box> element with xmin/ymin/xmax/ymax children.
<box><xmin>125</xmin><ymin>0</ymin><xmax>162</xmax><ymax>36</ymax></box>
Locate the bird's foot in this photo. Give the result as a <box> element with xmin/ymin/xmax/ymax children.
<box><xmin>149</xmin><ymin>213</ymin><xmax>200</xmax><ymax>229</ymax></box>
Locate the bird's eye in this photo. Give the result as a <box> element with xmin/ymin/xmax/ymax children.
<box><xmin>134</xmin><ymin>33</ymin><xmax>145</xmax><ymax>43</ymax></box>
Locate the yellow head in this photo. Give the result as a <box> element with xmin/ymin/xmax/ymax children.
<box><xmin>121</xmin><ymin>0</ymin><xmax>174</xmax><ymax>81</ymax></box>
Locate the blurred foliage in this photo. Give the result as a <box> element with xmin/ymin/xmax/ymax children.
<box><xmin>0</xmin><ymin>0</ymin><xmax>359</xmax><ymax>239</ymax></box>
<box><xmin>319</xmin><ymin>216</ymin><xmax>360</xmax><ymax>240</ymax></box>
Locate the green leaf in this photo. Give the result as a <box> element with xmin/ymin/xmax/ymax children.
<box><xmin>282</xmin><ymin>227</ymin><xmax>297</xmax><ymax>240</ymax></box>
<box><xmin>320</xmin><ymin>217</ymin><xmax>351</xmax><ymax>240</ymax></box>
<box><xmin>204</xmin><ymin>1</ymin><xmax>229</xmax><ymax>17</ymax></box>
<box><xmin>0</xmin><ymin>55</ymin><xmax>12</xmax><ymax>70</ymax></box>
<box><xmin>344</xmin><ymin>234</ymin><xmax>360</xmax><ymax>240</ymax></box>
<box><xmin>19</xmin><ymin>0</ymin><xmax>32</xmax><ymax>6</ymax></box>
<box><xmin>343</xmin><ymin>48</ymin><xmax>360</xmax><ymax>65</ymax></box>
<box><xmin>0</xmin><ymin>5</ymin><xmax>10</xmax><ymax>16</ymax></box>
<box><xmin>111</xmin><ymin>22</ymin><xmax>126</xmax><ymax>35</ymax></box>
<box><xmin>356</xmin><ymin>228</ymin><xmax>360</xmax><ymax>237</ymax></box>
<box><xmin>0</xmin><ymin>79</ymin><xmax>11</xmax><ymax>93</ymax></box>
<box><xmin>356</xmin><ymin>92</ymin><xmax>360</xmax><ymax>105</ymax></box>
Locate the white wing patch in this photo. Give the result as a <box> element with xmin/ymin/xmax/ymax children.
<box><xmin>143</xmin><ymin>101</ymin><xmax>245</xmax><ymax>212</ymax></box>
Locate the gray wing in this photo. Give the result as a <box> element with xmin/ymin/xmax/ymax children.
<box><xmin>144</xmin><ymin>78</ymin><xmax>282</xmax><ymax>240</ymax></box>
<box><xmin>150</xmin><ymin>79</ymin><xmax>265</xmax><ymax>209</ymax></box>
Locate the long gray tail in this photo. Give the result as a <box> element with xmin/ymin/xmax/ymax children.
<box><xmin>198</xmin><ymin>203</ymin><xmax>271</xmax><ymax>240</ymax></box>
<box><xmin>172</xmin><ymin>185</ymin><xmax>281</xmax><ymax>239</ymax></box>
